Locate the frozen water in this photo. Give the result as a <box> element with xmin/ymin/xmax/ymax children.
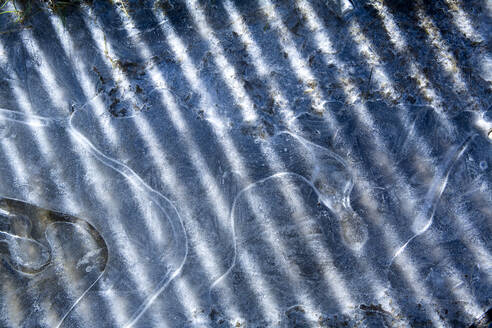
<box><xmin>0</xmin><ymin>0</ymin><xmax>490</xmax><ymax>327</ymax></box>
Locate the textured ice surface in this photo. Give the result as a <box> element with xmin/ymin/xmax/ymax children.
<box><xmin>0</xmin><ymin>0</ymin><xmax>490</xmax><ymax>327</ymax></box>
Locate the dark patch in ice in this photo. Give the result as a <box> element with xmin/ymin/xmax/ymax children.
<box><xmin>0</xmin><ymin>197</ymin><xmax>107</xmax><ymax>275</ymax></box>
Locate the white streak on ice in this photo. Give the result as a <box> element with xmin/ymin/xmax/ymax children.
<box><xmin>390</xmin><ymin>134</ymin><xmax>474</xmax><ymax>265</ymax></box>
<box><xmin>0</xmin><ymin>108</ymin><xmax>188</xmax><ymax>328</ymax></box>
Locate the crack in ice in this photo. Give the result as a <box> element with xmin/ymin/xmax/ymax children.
<box><xmin>0</xmin><ymin>108</ymin><xmax>188</xmax><ymax>328</ymax></box>
<box><xmin>389</xmin><ymin>134</ymin><xmax>475</xmax><ymax>266</ymax></box>
<box><xmin>209</xmin><ymin>129</ymin><xmax>367</xmax><ymax>301</ymax></box>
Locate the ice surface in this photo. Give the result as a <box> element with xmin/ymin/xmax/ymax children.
<box><xmin>0</xmin><ymin>0</ymin><xmax>490</xmax><ymax>327</ymax></box>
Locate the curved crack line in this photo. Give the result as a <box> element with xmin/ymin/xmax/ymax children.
<box><xmin>0</xmin><ymin>197</ymin><xmax>109</xmax><ymax>328</ymax></box>
<box><xmin>389</xmin><ymin>134</ymin><xmax>475</xmax><ymax>266</ymax></box>
<box><xmin>0</xmin><ymin>107</ymin><xmax>189</xmax><ymax>328</ymax></box>
<box><xmin>279</xmin><ymin>131</ymin><xmax>355</xmax><ymax>211</ymax></box>
<box><xmin>0</xmin><ymin>205</ymin><xmax>108</xmax><ymax>276</ymax></box>
<box><xmin>209</xmin><ymin>129</ymin><xmax>364</xmax><ymax>300</ymax></box>
<box><xmin>64</xmin><ymin>110</ymin><xmax>189</xmax><ymax>328</ymax></box>
<box><xmin>0</xmin><ymin>230</ymin><xmax>52</xmax><ymax>274</ymax></box>
<box><xmin>49</xmin><ymin>214</ymin><xmax>109</xmax><ymax>328</ymax></box>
